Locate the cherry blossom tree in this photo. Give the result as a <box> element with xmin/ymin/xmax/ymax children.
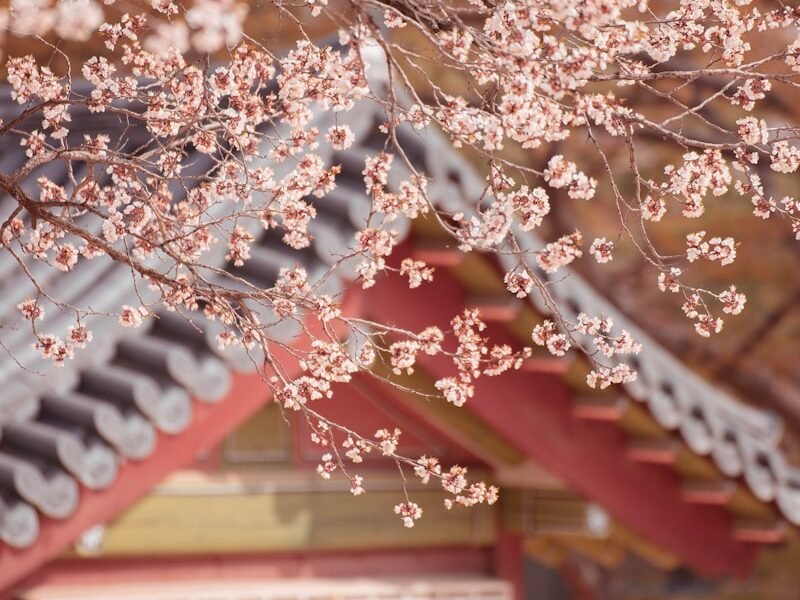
<box><xmin>1</xmin><ymin>0</ymin><xmax>799</xmax><ymax>526</ymax></box>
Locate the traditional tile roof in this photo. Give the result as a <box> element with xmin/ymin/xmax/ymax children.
<box><xmin>0</xmin><ymin>92</ymin><xmax>385</xmax><ymax>549</ymax></box>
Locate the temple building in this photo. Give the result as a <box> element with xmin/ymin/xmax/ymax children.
<box><xmin>1</xmin><ymin>82</ymin><xmax>799</xmax><ymax>599</ymax></box>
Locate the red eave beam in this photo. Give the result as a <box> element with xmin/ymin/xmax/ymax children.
<box><xmin>20</xmin><ymin>547</ymin><xmax>493</xmax><ymax>592</ymax></box>
<box><xmin>0</xmin><ymin>290</ymin><xmax>366</xmax><ymax>596</ymax></box>
<box><xmin>365</xmin><ymin>245</ymin><xmax>757</xmax><ymax>578</ymax></box>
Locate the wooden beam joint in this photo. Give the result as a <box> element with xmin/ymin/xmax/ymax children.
<box><xmin>733</xmin><ymin>521</ymin><xmax>788</xmax><ymax>544</ymax></box>
<box><xmin>682</xmin><ymin>481</ymin><xmax>736</xmax><ymax>506</ymax></box>
<box><xmin>467</xmin><ymin>295</ymin><xmax>521</xmax><ymax>323</ymax></box>
<box><xmin>521</xmin><ymin>356</ymin><xmax>572</xmax><ymax>375</ymax></box>
<box><xmin>627</xmin><ymin>439</ymin><xmax>680</xmax><ymax>465</ymax></box>
<box><xmin>573</xmin><ymin>396</ymin><xmax>629</xmax><ymax>422</ymax></box>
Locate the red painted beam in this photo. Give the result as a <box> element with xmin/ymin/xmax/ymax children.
<box><xmin>365</xmin><ymin>247</ymin><xmax>757</xmax><ymax>578</ymax></box>
<box><xmin>466</xmin><ymin>296</ymin><xmax>521</xmax><ymax>323</ymax></box>
<box><xmin>572</xmin><ymin>396</ymin><xmax>628</xmax><ymax>422</ymax></box>
<box><xmin>682</xmin><ymin>481</ymin><xmax>736</xmax><ymax>505</ymax></box>
<box><xmin>733</xmin><ymin>522</ymin><xmax>788</xmax><ymax>544</ymax></box>
<box><xmin>0</xmin><ymin>290</ymin><xmax>366</xmax><ymax>596</ymax></box>
<box><xmin>627</xmin><ymin>440</ymin><xmax>680</xmax><ymax>465</ymax></box>
<box><xmin>494</xmin><ymin>532</ymin><xmax>524</xmax><ymax>600</ymax></box>
<box><xmin>521</xmin><ymin>356</ymin><xmax>572</xmax><ymax>375</ymax></box>
<box><xmin>20</xmin><ymin>547</ymin><xmax>492</xmax><ymax>591</ymax></box>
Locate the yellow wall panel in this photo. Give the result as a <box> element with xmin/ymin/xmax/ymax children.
<box><xmin>95</xmin><ymin>486</ymin><xmax>496</xmax><ymax>556</ymax></box>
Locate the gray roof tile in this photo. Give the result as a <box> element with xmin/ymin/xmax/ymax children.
<box><xmin>0</xmin><ymin>86</ymin><xmax>384</xmax><ymax>544</ymax></box>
